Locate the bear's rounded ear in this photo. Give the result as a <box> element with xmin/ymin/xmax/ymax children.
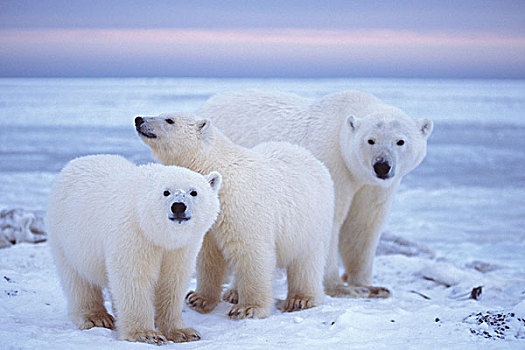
<box><xmin>346</xmin><ymin>115</ymin><xmax>359</xmax><ymax>131</ymax></box>
<box><xmin>196</xmin><ymin>119</ymin><xmax>211</xmax><ymax>134</ymax></box>
<box><xmin>205</xmin><ymin>171</ymin><xmax>222</xmax><ymax>192</ymax></box>
<box><xmin>418</xmin><ymin>118</ymin><xmax>433</xmax><ymax>137</ymax></box>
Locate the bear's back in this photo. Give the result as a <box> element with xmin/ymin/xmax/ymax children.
<box><xmin>47</xmin><ymin>155</ymin><xmax>138</xmax><ymax>283</ymax></box>
<box><xmin>199</xmin><ymin>89</ymin><xmax>312</xmax><ymax>148</ymax></box>
<box><xmin>55</xmin><ymin>155</ymin><xmax>135</xmax><ymax>188</ymax></box>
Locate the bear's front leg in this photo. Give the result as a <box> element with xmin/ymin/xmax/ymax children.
<box><xmin>226</xmin><ymin>239</ymin><xmax>275</xmax><ymax>320</ymax></box>
<box><xmin>337</xmin><ymin>185</ymin><xmax>394</xmax><ymax>298</ymax></box>
<box><xmin>186</xmin><ymin>234</ymin><xmax>227</xmax><ymax>314</ymax></box>
<box><xmin>106</xmin><ymin>243</ymin><xmax>166</xmax><ymax>344</ymax></box>
<box><xmin>156</xmin><ymin>248</ymin><xmax>201</xmax><ymax>343</ymax></box>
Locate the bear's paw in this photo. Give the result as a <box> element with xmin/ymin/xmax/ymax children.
<box><xmin>282</xmin><ymin>295</ymin><xmax>317</xmax><ymax>312</ymax></box>
<box><xmin>228</xmin><ymin>305</ymin><xmax>269</xmax><ymax>320</ymax></box>
<box><xmin>185</xmin><ymin>291</ymin><xmax>218</xmax><ymax>314</ymax></box>
<box><xmin>166</xmin><ymin>327</ymin><xmax>201</xmax><ymax>343</ymax></box>
<box><xmin>74</xmin><ymin>311</ymin><xmax>115</xmax><ymax>330</ymax></box>
<box><xmin>222</xmin><ymin>289</ymin><xmax>239</xmax><ymax>304</ymax></box>
<box><xmin>326</xmin><ymin>282</ymin><xmax>391</xmax><ymax>298</ymax></box>
<box><xmin>123</xmin><ymin>330</ymin><xmax>167</xmax><ymax>345</ymax></box>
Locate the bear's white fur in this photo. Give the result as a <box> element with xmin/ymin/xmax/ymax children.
<box><xmin>46</xmin><ymin>155</ymin><xmax>221</xmax><ymax>344</ymax></box>
<box><xmin>197</xmin><ymin>90</ymin><xmax>433</xmax><ymax>297</ymax></box>
<box><xmin>135</xmin><ymin>113</ymin><xmax>334</xmax><ymax>319</ymax></box>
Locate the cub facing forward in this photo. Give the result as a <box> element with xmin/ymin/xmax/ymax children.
<box><xmin>135</xmin><ymin>113</ymin><xmax>334</xmax><ymax>319</ymax></box>
<box><xmin>46</xmin><ymin>155</ymin><xmax>221</xmax><ymax>344</ymax></box>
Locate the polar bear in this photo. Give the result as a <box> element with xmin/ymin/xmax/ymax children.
<box><xmin>135</xmin><ymin>113</ymin><xmax>334</xmax><ymax>319</ymax></box>
<box><xmin>197</xmin><ymin>90</ymin><xmax>433</xmax><ymax>297</ymax></box>
<box><xmin>46</xmin><ymin>155</ymin><xmax>221</xmax><ymax>344</ymax></box>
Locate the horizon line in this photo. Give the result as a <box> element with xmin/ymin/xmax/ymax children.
<box><xmin>1</xmin><ymin>75</ymin><xmax>524</xmax><ymax>80</ymax></box>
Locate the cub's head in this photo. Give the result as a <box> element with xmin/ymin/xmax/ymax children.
<box><xmin>135</xmin><ymin>113</ymin><xmax>211</xmax><ymax>165</ymax></box>
<box><xmin>340</xmin><ymin>110</ymin><xmax>433</xmax><ymax>187</ymax></box>
<box><xmin>137</xmin><ymin>164</ymin><xmax>221</xmax><ymax>250</ymax></box>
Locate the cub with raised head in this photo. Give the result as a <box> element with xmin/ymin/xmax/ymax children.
<box><xmin>135</xmin><ymin>113</ymin><xmax>334</xmax><ymax>319</ymax></box>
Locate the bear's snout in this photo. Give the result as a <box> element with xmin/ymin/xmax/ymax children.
<box><xmin>169</xmin><ymin>201</ymin><xmax>191</xmax><ymax>224</ymax></box>
<box><xmin>171</xmin><ymin>202</ymin><xmax>187</xmax><ymax>215</ymax></box>
<box><xmin>135</xmin><ymin>116</ymin><xmax>157</xmax><ymax>139</ymax></box>
<box><xmin>373</xmin><ymin>158</ymin><xmax>392</xmax><ymax>179</ymax></box>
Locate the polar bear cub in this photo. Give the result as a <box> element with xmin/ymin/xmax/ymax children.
<box><xmin>46</xmin><ymin>155</ymin><xmax>221</xmax><ymax>344</ymax></box>
<box><xmin>135</xmin><ymin>113</ymin><xmax>334</xmax><ymax>319</ymax></box>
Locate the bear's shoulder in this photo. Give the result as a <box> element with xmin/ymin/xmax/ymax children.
<box><xmin>56</xmin><ymin>154</ymin><xmax>137</xmax><ymax>188</ymax></box>
<box><xmin>67</xmin><ymin>154</ymin><xmax>134</xmax><ymax>170</ymax></box>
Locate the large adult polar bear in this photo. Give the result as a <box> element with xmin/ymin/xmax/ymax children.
<box><xmin>135</xmin><ymin>113</ymin><xmax>334</xmax><ymax>319</ymax></box>
<box><xmin>197</xmin><ymin>90</ymin><xmax>433</xmax><ymax>297</ymax></box>
<box><xmin>46</xmin><ymin>155</ymin><xmax>221</xmax><ymax>344</ymax></box>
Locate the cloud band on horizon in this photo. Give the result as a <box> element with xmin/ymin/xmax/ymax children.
<box><xmin>1</xmin><ymin>28</ymin><xmax>524</xmax><ymax>78</ymax></box>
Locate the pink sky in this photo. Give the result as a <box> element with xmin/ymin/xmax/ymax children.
<box><xmin>2</xmin><ymin>0</ymin><xmax>525</xmax><ymax>79</ymax></box>
<box><xmin>1</xmin><ymin>28</ymin><xmax>524</xmax><ymax>78</ymax></box>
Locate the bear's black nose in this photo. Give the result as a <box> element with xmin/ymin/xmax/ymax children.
<box><xmin>171</xmin><ymin>202</ymin><xmax>187</xmax><ymax>215</ymax></box>
<box><xmin>135</xmin><ymin>116</ymin><xmax>144</xmax><ymax>127</ymax></box>
<box><xmin>373</xmin><ymin>160</ymin><xmax>391</xmax><ymax>179</ymax></box>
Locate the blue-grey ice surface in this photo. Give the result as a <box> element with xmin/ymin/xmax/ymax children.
<box><xmin>1</xmin><ymin>78</ymin><xmax>524</xmax><ymax>348</ymax></box>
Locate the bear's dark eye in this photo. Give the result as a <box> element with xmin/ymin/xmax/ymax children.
<box><xmin>368</xmin><ymin>139</ymin><xmax>375</xmax><ymax>145</ymax></box>
<box><xmin>163</xmin><ymin>190</ymin><xmax>171</xmax><ymax>197</ymax></box>
<box><xmin>397</xmin><ymin>140</ymin><xmax>405</xmax><ymax>146</ymax></box>
<box><xmin>190</xmin><ymin>190</ymin><xmax>198</xmax><ymax>197</ymax></box>
<box><xmin>165</xmin><ymin>118</ymin><xmax>174</xmax><ymax>124</ymax></box>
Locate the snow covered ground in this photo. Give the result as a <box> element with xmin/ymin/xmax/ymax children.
<box><xmin>1</xmin><ymin>78</ymin><xmax>524</xmax><ymax>349</ymax></box>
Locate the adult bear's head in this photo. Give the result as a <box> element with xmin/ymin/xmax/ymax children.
<box><xmin>339</xmin><ymin>108</ymin><xmax>433</xmax><ymax>188</ymax></box>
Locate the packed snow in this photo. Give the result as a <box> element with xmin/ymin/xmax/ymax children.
<box><xmin>1</xmin><ymin>78</ymin><xmax>524</xmax><ymax>349</ymax></box>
